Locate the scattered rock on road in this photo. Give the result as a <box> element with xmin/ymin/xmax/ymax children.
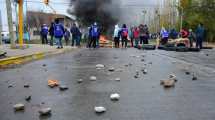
<box><xmin>94</xmin><ymin>106</ymin><xmax>106</xmax><ymax>113</ymax></box>
<box><xmin>160</xmin><ymin>79</ymin><xmax>176</xmax><ymax>88</ymax></box>
<box><xmin>96</xmin><ymin>64</ymin><xmax>105</xmax><ymax>68</ymax></box>
<box><xmin>115</xmin><ymin>78</ymin><xmax>121</xmax><ymax>81</ymax></box>
<box><xmin>90</xmin><ymin>76</ymin><xmax>97</xmax><ymax>81</ymax></box>
<box><xmin>24</xmin><ymin>84</ymin><xmax>30</xmax><ymax>88</ymax></box>
<box><xmin>14</xmin><ymin>103</ymin><xmax>25</xmax><ymax>111</ymax></box>
<box><xmin>42</xmin><ymin>64</ymin><xmax>47</xmax><ymax>67</ymax></box>
<box><xmin>59</xmin><ymin>85</ymin><xmax>69</xmax><ymax>91</ymax></box>
<box><xmin>142</xmin><ymin>69</ymin><xmax>147</xmax><ymax>74</ymax></box>
<box><xmin>108</xmin><ymin>67</ymin><xmax>115</xmax><ymax>72</ymax></box>
<box><xmin>38</xmin><ymin>108</ymin><xmax>52</xmax><ymax>116</ymax></box>
<box><xmin>8</xmin><ymin>84</ymin><xmax>13</xmax><ymax>88</ymax></box>
<box><xmin>110</xmin><ymin>93</ymin><xmax>120</xmax><ymax>101</ymax></box>
<box><xmin>185</xmin><ymin>71</ymin><xmax>190</xmax><ymax>75</ymax></box>
<box><xmin>192</xmin><ymin>74</ymin><xmax>198</xmax><ymax>81</ymax></box>
<box><xmin>77</xmin><ymin>79</ymin><xmax>83</xmax><ymax>83</ymax></box>
<box><xmin>48</xmin><ymin>80</ymin><xmax>59</xmax><ymax>88</ymax></box>
<box><xmin>25</xmin><ymin>96</ymin><xmax>31</xmax><ymax>102</ymax></box>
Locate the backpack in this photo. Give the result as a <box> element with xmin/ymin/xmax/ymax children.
<box><xmin>54</xmin><ymin>24</ymin><xmax>64</xmax><ymax>37</ymax></box>
<box><xmin>91</xmin><ymin>26</ymin><xmax>99</xmax><ymax>37</ymax></box>
<box><xmin>122</xmin><ymin>28</ymin><xmax>128</xmax><ymax>37</ymax></box>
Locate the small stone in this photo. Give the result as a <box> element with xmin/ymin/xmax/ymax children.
<box><xmin>14</xmin><ymin>103</ymin><xmax>25</xmax><ymax>111</ymax></box>
<box><xmin>24</xmin><ymin>84</ymin><xmax>30</xmax><ymax>88</ymax></box>
<box><xmin>94</xmin><ymin>106</ymin><xmax>106</xmax><ymax>113</ymax></box>
<box><xmin>38</xmin><ymin>108</ymin><xmax>52</xmax><ymax>116</ymax></box>
<box><xmin>59</xmin><ymin>85</ymin><xmax>69</xmax><ymax>91</ymax></box>
<box><xmin>96</xmin><ymin>64</ymin><xmax>105</xmax><ymax>68</ymax></box>
<box><xmin>90</xmin><ymin>76</ymin><xmax>97</xmax><ymax>81</ymax></box>
<box><xmin>185</xmin><ymin>71</ymin><xmax>190</xmax><ymax>75</ymax></box>
<box><xmin>161</xmin><ymin>80</ymin><xmax>175</xmax><ymax>88</ymax></box>
<box><xmin>169</xmin><ymin>74</ymin><xmax>177</xmax><ymax>81</ymax></box>
<box><xmin>110</xmin><ymin>93</ymin><xmax>120</xmax><ymax>101</ymax></box>
<box><xmin>134</xmin><ymin>75</ymin><xmax>139</xmax><ymax>79</ymax></box>
<box><xmin>42</xmin><ymin>64</ymin><xmax>47</xmax><ymax>67</ymax></box>
<box><xmin>115</xmin><ymin>78</ymin><xmax>121</xmax><ymax>81</ymax></box>
<box><xmin>25</xmin><ymin>96</ymin><xmax>31</xmax><ymax>102</ymax></box>
<box><xmin>141</xmin><ymin>59</ymin><xmax>145</xmax><ymax>62</ymax></box>
<box><xmin>8</xmin><ymin>84</ymin><xmax>13</xmax><ymax>88</ymax></box>
<box><xmin>206</xmin><ymin>54</ymin><xmax>209</xmax><ymax>56</ymax></box>
<box><xmin>77</xmin><ymin>79</ymin><xmax>83</xmax><ymax>83</ymax></box>
<box><xmin>142</xmin><ymin>69</ymin><xmax>147</xmax><ymax>74</ymax></box>
<box><xmin>192</xmin><ymin>75</ymin><xmax>198</xmax><ymax>81</ymax></box>
<box><xmin>108</xmin><ymin>67</ymin><xmax>115</xmax><ymax>72</ymax></box>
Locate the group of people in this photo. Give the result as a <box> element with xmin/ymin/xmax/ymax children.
<box><xmin>160</xmin><ymin>23</ymin><xmax>205</xmax><ymax>49</ymax></box>
<box><xmin>40</xmin><ymin>19</ymin><xmax>82</xmax><ymax>49</ymax></box>
<box><xmin>113</xmin><ymin>24</ymin><xmax>150</xmax><ymax>48</ymax></box>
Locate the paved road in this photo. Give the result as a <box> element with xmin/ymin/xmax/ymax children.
<box><xmin>0</xmin><ymin>48</ymin><xmax>215</xmax><ymax>120</ymax></box>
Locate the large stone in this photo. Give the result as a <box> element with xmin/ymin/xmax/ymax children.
<box><xmin>94</xmin><ymin>106</ymin><xmax>106</xmax><ymax>113</ymax></box>
<box><xmin>90</xmin><ymin>76</ymin><xmax>97</xmax><ymax>81</ymax></box>
<box><xmin>14</xmin><ymin>103</ymin><xmax>25</xmax><ymax>111</ymax></box>
<box><xmin>110</xmin><ymin>93</ymin><xmax>120</xmax><ymax>101</ymax></box>
<box><xmin>38</xmin><ymin>108</ymin><xmax>52</xmax><ymax>116</ymax></box>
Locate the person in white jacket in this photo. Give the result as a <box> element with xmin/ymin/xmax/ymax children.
<box><xmin>113</xmin><ymin>24</ymin><xmax>121</xmax><ymax>48</ymax></box>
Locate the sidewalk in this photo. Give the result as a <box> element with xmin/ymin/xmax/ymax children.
<box><xmin>0</xmin><ymin>44</ymin><xmax>76</xmax><ymax>68</ymax></box>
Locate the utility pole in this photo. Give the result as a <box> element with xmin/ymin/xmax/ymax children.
<box><xmin>0</xmin><ymin>10</ymin><xmax>3</xmax><ymax>45</ymax></box>
<box><xmin>6</xmin><ymin>0</ymin><xmax>16</xmax><ymax>48</ymax></box>
<box><xmin>18</xmin><ymin>0</ymin><xmax>24</xmax><ymax>46</ymax></box>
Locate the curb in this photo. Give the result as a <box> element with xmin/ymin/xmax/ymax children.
<box><xmin>0</xmin><ymin>48</ymin><xmax>75</xmax><ymax>69</ymax></box>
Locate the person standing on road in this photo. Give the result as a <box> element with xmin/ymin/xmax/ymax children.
<box><xmin>121</xmin><ymin>24</ymin><xmax>129</xmax><ymax>48</ymax></box>
<box><xmin>133</xmin><ymin>27</ymin><xmax>139</xmax><ymax>47</ymax></box>
<box><xmin>54</xmin><ymin>19</ymin><xmax>65</xmax><ymax>49</ymax></box>
<box><xmin>70</xmin><ymin>23</ymin><xmax>81</xmax><ymax>47</ymax></box>
<box><xmin>195</xmin><ymin>23</ymin><xmax>205</xmax><ymax>49</ymax></box>
<box><xmin>89</xmin><ymin>22</ymin><xmax>100</xmax><ymax>48</ymax></box>
<box><xmin>139</xmin><ymin>24</ymin><xmax>149</xmax><ymax>44</ymax></box>
<box><xmin>129</xmin><ymin>26</ymin><xmax>134</xmax><ymax>47</ymax></box>
<box><xmin>40</xmin><ymin>24</ymin><xmax>49</xmax><ymax>44</ymax></box>
<box><xmin>188</xmin><ymin>29</ymin><xmax>195</xmax><ymax>48</ymax></box>
<box><xmin>49</xmin><ymin>22</ymin><xmax>55</xmax><ymax>46</ymax></box>
<box><xmin>64</xmin><ymin>28</ymin><xmax>70</xmax><ymax>46</ymax></box>
<box><xmin>113</xmin><ymin>24</ymin><xmax>120</xmax><ymax>48</ymax></box>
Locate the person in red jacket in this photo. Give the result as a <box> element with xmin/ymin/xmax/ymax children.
<box><xmin>133</xmin><ymin>27</ymin><xmax>139</xmax><ymax>47</ymax></box>
<box><xmin>181</xmin><ymin>29</ymin><xmax>189</xmax><ymax>38</ymax></box>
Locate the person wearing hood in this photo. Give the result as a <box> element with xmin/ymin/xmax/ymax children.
<box><xmin>41</xmin><ymin>24</ymin><xmax>49</xmax><ymax>44</ymax></box>
<box><xmin>113</xmin><ymin>24</ymin><xmax>121</xmax><ymax>48</ymax></box>
<box><xmin>89</xmin><ymin>22</ymin><xmax>100</xmax><ymax>48</ymax></box>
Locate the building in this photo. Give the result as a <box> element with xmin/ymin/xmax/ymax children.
<box><xmin>27</xmin><ymin>11</ymin><xmax>75</xmax><ymax>40</ymax></box>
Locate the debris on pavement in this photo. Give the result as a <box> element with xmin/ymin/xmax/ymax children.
<box><xmin>185</xmin><ymin>71</ymin><xmax>190</xmax><ymax>75</ymax></box>
<box><xmin>48</xmin><ymin>80</ymin><xmax>59</xmax><ymax>88</ymax></box>
<box><xmin>142</xmin><ymin>69</ymin><xmax>148</xmax><ymax>74</ymax></box>
<box><xmin>108</xmin><ymin>67</ymin><xmax>115</xmax><ymax>72</ymax></box>
<box><xmin>94</xmin><ymin>106</ymin><xmax>106</xmax><ymax>113</ymax></box>
<box><xmin>14</xmin><ymin>103</ymin><xmax>25</xmax><ymax>111</ymax></box>
<box><xmin>96</xmin><ymin>64</ymin><xmax>105</xmax><ymax>68</ymax></box>
<box><xmin>169</xmin><ymin>74</ymin><xmax>177</xmax><ymax>81</ymax></box>
<box><xmin>42</xmin><ymin>64</ymin><xmax>47</xmax><ymax>67</ymax></box>
<box><xmin>59</xmin><ymin>85</ymin><xmax>69</xmax><ymax>91</ymax></box>
<box><xmin>25</xmin><ymin>96</ymin><xmax>32</xmax><ymax>102</ymax></box>
<box><xmin>24</xmin><ymin>84</ymin><xmax>30</xmax><ymax>88</ymax></box>
<box><xmin>90</xmin><ymin>76</ymin><xmax>97</xmax><ymax>81</ymax></box>
<box><xmin>192</xmin><ymin>74</ymin><xmax>198</xmax><ymax>81</ymax></box>
<box><xmin>160</xmin><ymin>79</ymin><xmax>176</xmax><ymax>88</ymax></box>
<box><xmin>115</xmin><ymin>78</ymin><xmax>121</xmax><ymax>81</ymax></box>
<box><xmin>38</xmin><ymin>108</ymin><xmax>52</xmax><ymax>116</ymax></box>
<box><xmin>110</xmin><ymin>93</ymin><xmax>120</xmax><ymax>101</ymax></box>
<box><xmin>8</xmin><ymin>84</ymin><xmax>13</xmax><ymax>88</ymax></box>
<box><xmin>77</xmin><ymin>79</ymin><xmax>83</xmax><ymax>83</ymax></box>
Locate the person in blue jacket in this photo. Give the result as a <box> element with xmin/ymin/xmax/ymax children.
<box><xmin>195</xmin><ymin>23</ymin><xmax>205</xmax><ymax>49</ymax></box>
<box><xmin>89</xmin><ymin>22</ymin><xmax>100</xmax><ymax>48</ymax></box>
<box><xmin>41</xmin><ymin>24</ymin><xmax>49</xmax><ymax>44</ymax></box>
<box><xmin>54</xmin><ymin>19</ymin><xmax>65</xmax><ymax>49</ymax></box>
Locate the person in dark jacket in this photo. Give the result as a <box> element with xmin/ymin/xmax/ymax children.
<box><xmin>49</xmin><ymin>22</ymin><xmax>55</xmax><ymax>46</ymax></box>
<box><xmin>139</xmin><ymin>24</ymin><xmax>149</xmax><ymax>44</ymax></box>
<box><xmin>188</xmin><ymin>29</ymin><xmax>195</xmax><ymax>48</ymax></box>
<box><xmin>64</xmin><ymin>28</ymin><xmax>70</xmax><ymax>46</ymax></box>
<box><xmin>70</xmin><ymin>23</ymin><xmax>81</xmax><ymax>47</ymax></box>
<box><xmin>195</xmin><ymin>23</ymin><xmax>205</xmax><ymax>49</ymax></box>
<box><xmin>41</xmin><ymin>24</ymin><xmax>49</xmax><ymax>44</ymax></box>
<box><xmin>54</xmin><ymin>19</ymin><xmax>64</xmax><ymax>49</ymax></box>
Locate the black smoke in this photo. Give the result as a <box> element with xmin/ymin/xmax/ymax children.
<box><xmin>71</xmin><ymin>0</ymin><xmax>120</xmax><ymax>33</ymax></box>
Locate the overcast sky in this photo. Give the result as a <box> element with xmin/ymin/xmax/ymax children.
<box><xmin>0</xmin><ymin>0</ymin><xmax>164</xmax><ymax>31</ymax></box>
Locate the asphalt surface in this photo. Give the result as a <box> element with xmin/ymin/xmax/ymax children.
<box><xmin>0</xmin><ymin>48</ymin><xmax>215</xmax><ymax>120</ymax></box>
